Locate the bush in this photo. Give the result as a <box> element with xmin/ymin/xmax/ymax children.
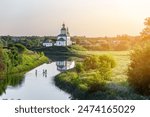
<box><xmin>98</xmin><ymin>55</ymin><xmax>116</xmax><ymax>69</ymax></box>
<box><xmin>128</xmin><ymin>41</ymin><xmax>150</xmax><ymax>95</ymax></box>
<box><xmin>83</xmin><ymin>55</ymin><xmax>99</xmax><ymax>70</ymax></box>
<box><xmin>83</xmin><ymin>55</ymin><xmax>116</xmax><ymax>77</ymax></box>
<box><xmin>75</xmin><ymin>62</ymin><xmax>84</xmax><ymax>73</ymax></box>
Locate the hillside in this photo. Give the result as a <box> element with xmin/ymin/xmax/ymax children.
<box><xmin>33</xmin><ymin>45</ymin><xmax>86</xmax><ymax>60</ymax></box>
<box><xmin>0</xmin><ymin>44</ymin><xmax>48</xmax><ymax>78</ymax></box>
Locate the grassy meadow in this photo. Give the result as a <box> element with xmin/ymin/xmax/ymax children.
<box><xmin>85</xmin><ymin>51</ymin><xmax>130</xmax><ymax>83</ymax></box>
<box><xmin>55</xmin><ymin>50</ymin><xmax>150</xmax><ymax>100</ymax></box>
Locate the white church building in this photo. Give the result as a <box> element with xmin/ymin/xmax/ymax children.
<box><xmin>54</xmin><ymin>23</ymin><xmax>72</xmax><ymax>46</ymax></box>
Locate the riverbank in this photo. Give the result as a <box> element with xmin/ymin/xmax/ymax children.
<box><xmin>55</xmin><ymin>51</ymin><xmax>149</xmax><ymax>100</ymax></box>
<box><xmin>9</xmin><ymin>52</ymin><xmax>49</xmax><ymax>74</ymax></box>
<box><xmin>0</xmin><ymin>46</ymin><xmax>49</xmax><ymax>79</ymax></box>
<box><xmin>0</xmin><ymin>62</ymin><xmax>72</xmax><ymax>99</ymax></box>
<box><xmin>4</xmin><ymin>53</ymin><xmax>48</xmax><ymax>76</ymax></box>
<box><xmin>55</xmin><ymin>53</ymin><xmax>116</xmax><ymax>99</ymax></box>
<box><xmin>31</xmin><ymin>45</ymin><xmax>86</xmax><ymax>61</ymax></box>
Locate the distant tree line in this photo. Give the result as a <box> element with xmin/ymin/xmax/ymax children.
<box><xmin>72</xmin><ymin>35</ymin><xmax>140</xmax><ymax>51</ymax></box>
<box><xmin>0</xmin><ymin>36</ymin><xmax>56</xmax><ymax>49</ymax></box>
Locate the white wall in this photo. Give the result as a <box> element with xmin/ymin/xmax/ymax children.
<box><xmin>43</xmin><ymin>43</ymin><xmax>53</xmax><ymax>47</ymax></box>
<box><xmin>57</xmin><ymin>36</ymin><xmax>67</xmax><ymax>40</ymax></box>
<box><xmin>55</xmin><ymin>41</ymin><xmax>66</xmax><ymax>46</ymax></box>
<box><xmin>66</xmin><ymin>37</ymin><xmax>72</xmax><ymax>46</ymax></box>
<box><xmin>56</xmin><ymin>36</ymin><xmax>72</xmax><ymax>46</ymax></box>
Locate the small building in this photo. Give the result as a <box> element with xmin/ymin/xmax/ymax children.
<box><xmin>54</xmin><ymin>23</ymin><xmax>72</xmax><ymax>46</ymax></box>
<box><xmin>43</xmin><ymin>40</ymin><xmax>53</xmax><ymax>47</ymax></box>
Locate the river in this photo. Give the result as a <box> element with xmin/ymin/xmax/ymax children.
<box><xmin>0</xmin><ymin>61</ymin><xmax>75</xmax><ymax>100</ymax></box>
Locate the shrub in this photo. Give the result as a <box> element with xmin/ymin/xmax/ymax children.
<box><xmin>98</xmin><ymin>55</ymin><xmax>116</xmax><ymax>69</ymax></box>
<box><xmin>128</xmin><ymin>41</ymin><xmax>150</xmax><ymax>95</ymax></box>
<box><xmin>83</xmin><ymin>55</ymin><xmax>99</xmax><ymax>70</ymax></box>
<box><xmin>75</xmin><ymin>62</ymin><xmax>84</xmax><ymax>73</ymax></box>
<box><xmin>83</xmin><ymin>55</ymin><xmax>116</xmax><ymax>78</ymax></box>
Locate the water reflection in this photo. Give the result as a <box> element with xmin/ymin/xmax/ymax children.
<box><xmin>0</xmin><ymin>74</ymin><xmax>25</xmax><ymax>96</ymax></box>
<box><xmin>56</xmin><ymin>61</ymin><xmax>75</xmax><ymax>71</ymax></box>
<box><xmin>0</xmin><ymin>61</ymin><xmax>75</xmax><ymax>100</ymax></box>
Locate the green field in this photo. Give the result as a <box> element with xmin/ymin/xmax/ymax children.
<box><xmin>85</xmin><ymin>51</ymin><xmax>130</xmax><ymax>83</ymax></box>
<box><xmin>55</xmin><ymin>50</ymin><xmax>150</xmax><ymax>99</ymax></box>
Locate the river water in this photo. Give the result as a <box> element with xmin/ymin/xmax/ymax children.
<box><xmin>0</xmin><ymin>61</ymin><xmax>75</xmax><ymax>100</ymax></box>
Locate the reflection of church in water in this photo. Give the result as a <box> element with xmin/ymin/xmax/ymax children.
<box><xmin>56</xmin><ymin>61</ymin><xmax>75</xmax><ymax>71</ymax></box>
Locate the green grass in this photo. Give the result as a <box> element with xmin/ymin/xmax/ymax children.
<box><xmin>55</xmin><ymin>51</ymin><xmax>150</xmax><ymax>99</ymax></box>
<box><xmin>7</xmin><ymin>50</ymin><xmax>49</xmax><ymax>74</ymax></box>
<box><xmin>86</xmin><ymin>51</ymin><xmax>130</xmax><ymax>82</ymax></box>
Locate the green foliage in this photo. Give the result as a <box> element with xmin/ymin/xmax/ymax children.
<box><xmin>56</xmin><ymin>70</ymin><xmax>106</xmax><ymax>94</ymax></box>
<box><xmin>10</xmin><ymin>47</ymin><xmax>22</xmax><ymax>66</ymax></box>
<box><xmin>55</xmin><ymin>54</ymin><xmax>116</xmax><ymax>97</ymax></box>
<box><xmin>141</xmin><ymin>17</ymin><xmax>150</xmax><ymax>40</ymax></box>
<box><xmin>80</xmin><ymin>71</ymin><xmax>107</xmax><ymax>93</ymax></box>
<box><xmin>83</xmin><ymin>55</ymin><xmax>116</xmax><ymax>80</ymax></box>
<box><xmin>0</xmin><ymin>43</ymin><xmax>48</xmax><ymax>75</ymax></box>
<box><xmin>14</xmin><ymin>43</ymin><xmax>26</xmax><ymax>53</ymax></box>
<box><xmin>83</xmin><ymin>55</ymin><xmax>99</xmax><ymax>70</ymax></box>
<box><xmin>0</xmin><ymin>73</ymin><xmax>24</xmax><ymax>95</ymax></box>
<box><xmin>128</xmin><ymin>41</ymin><xmax>150</xmax><ymax>95</ymax></box>
<box><xmin>0</xmin><ymin>39</ymin><xmax>3</xmax><ymax>47</ymax></box>
<box><xmin>70</xmin><ymin>45</ymin><xmax>87</xmax><ymax>51</ymax></box>
<box><xmin>75</xmin><ymin>62</ymin><xmax>84</xmax><ymax>73</ymax></box>
<box><xmin>98</xmin><ymin>55</ymin><xmax>116</xmax><ymax>68</ymax></box>
<box><xmin>0</xmin><ymin>48</ymin><xmax>5</xmax><ymax>72</ymax></box>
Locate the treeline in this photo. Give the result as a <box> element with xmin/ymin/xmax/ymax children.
<box><xmin>72</xmin><ymin>35</ymin><xmax>140</xmax><ymax>51</ymax></box>
<box><xmin>0</xmin><ymin>34</ymin><xmax>140</xmax><ymax>51</ymax></box>
<box><xmin>0</xmin><ymin>36</ymin><xmax>56</xmax><ymax>49</ymax></box>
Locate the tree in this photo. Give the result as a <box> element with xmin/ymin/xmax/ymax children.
<box><xmin>128</xmin><ymin>42</ymin><xmax>150</xmax><ymax>95</ymax></box>
<box><xmin>141</xmin><ymin>17</ymin><xmax>150</xmax><ymax>40</ymax></box>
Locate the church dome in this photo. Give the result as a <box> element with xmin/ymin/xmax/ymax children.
<box><xmin>60</xmin><ymin>23</ymin><xmax>67</xmax><ymax>34</ymax></box>
<box><xmin>61</xmin><ymin>23</ymin><xmax>66</xmax><ymax>30</ymax></box>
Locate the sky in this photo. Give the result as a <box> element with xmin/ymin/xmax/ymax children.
<box><xmin>0</xmin><ymin>0</ymin><xmax>150</xmax><ymax>37</ymax></box>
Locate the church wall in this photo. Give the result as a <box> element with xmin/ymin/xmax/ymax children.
<box><xmin>66</xmin><ymin>37</ymin><xmax>72</xmax><ymax>46</ymax></box>
<box><xmin>55</xmin><ymin>41</ymin><xmax>66</xmax><ymax>46</ymax></box>
<box><xmin>57</xmin><ymin>36</ymin><xmax>67</xmax><ymax>40</ymax></box>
